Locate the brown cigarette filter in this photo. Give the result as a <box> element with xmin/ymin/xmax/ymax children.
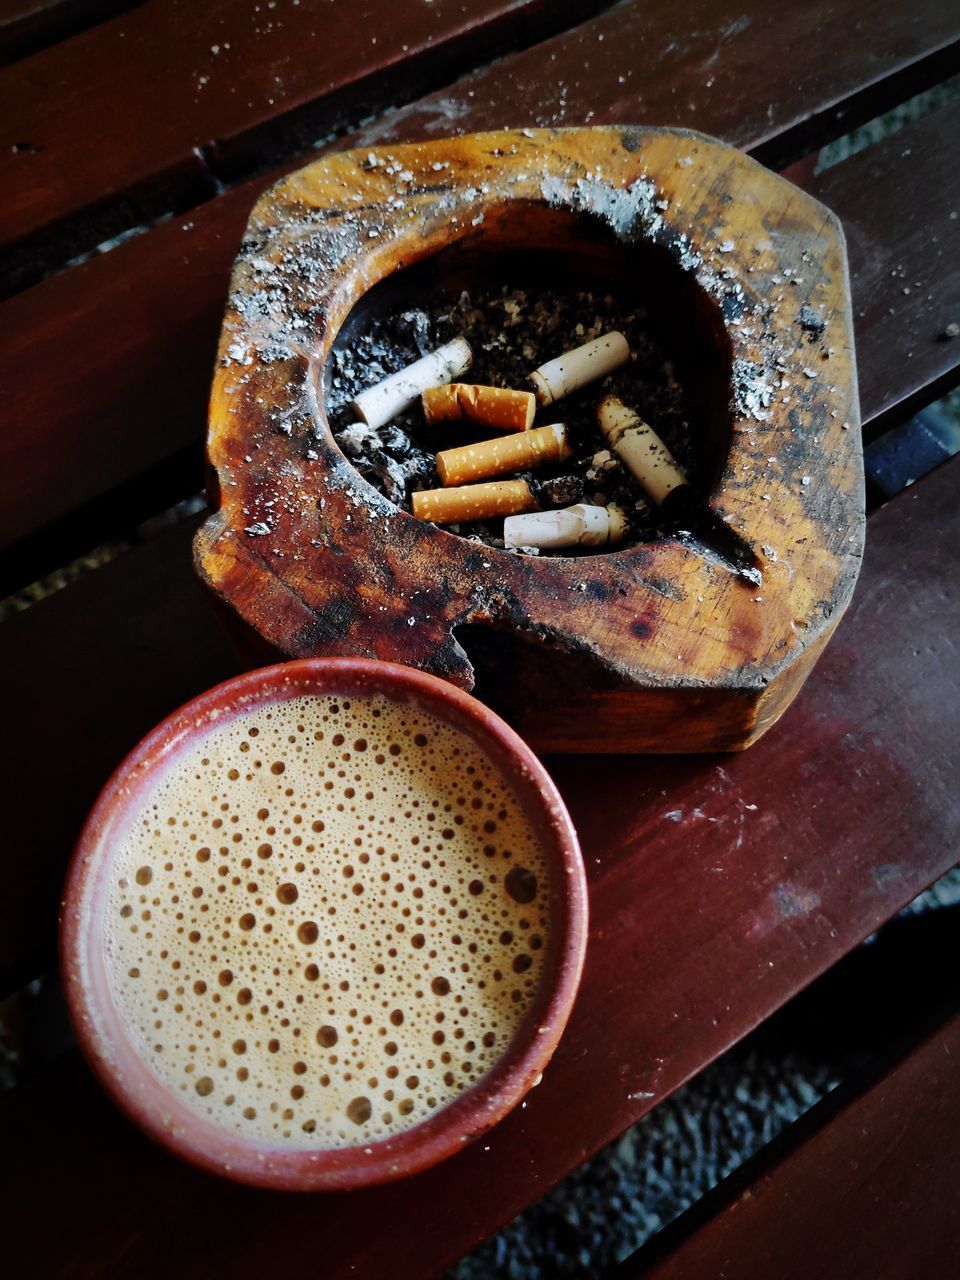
<box><xmin>436</xmin><ymin>423</ymin><xmax>572</xmax><ymax>487</ymax></box>
<box><xmin>412</xmin><ymin>480</ymin><xmax>539</xmax><ymax>525</ymax></box>
<box><xmin>422</xmin><ymin>383</ymin><xmax>536</xmax><ymax>432</ymax></box>
<box><xmin>597</xmin><ymin>395</ymin><xmax>688</xmax><ymax>504</ymax></box>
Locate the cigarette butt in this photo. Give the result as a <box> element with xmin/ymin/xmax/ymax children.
<box><xmin>436</xmin><ymin>423</ymin><xmax>572</xmax><ymax>487</ymax></box>
<box><xmin>351</xmin><ymin>338</ymin><xmax>473</xmax><ymax>429</ymax></box>
<box><xmin>422</xmin><ymin>383</ymin><xmax>536</xmax><ymax>432</ymax></box>
<box><xmin>412</xmin><ymin>480</ymin><xmax>539</xmax><ymax>525</ymax></box>
<box><xmin>528</xmin><ymin>332</ymin><xmax>630</xmax><ymax>406</ymax></box>
<box><xmin>504</xmin><ymin>503</ymin><xmax>629</xmax><ymax>551</ymax></box>
<box><xmin>597</xmin><ymin>396</ymin><xmax>688</xmax><ymax>504</ymax></box>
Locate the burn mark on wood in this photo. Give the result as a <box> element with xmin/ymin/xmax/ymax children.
<box><xmin>799</xmin><ymin>303</ymin><xmax>828</xmax><ymax>339</ymax></box>
<box><xmin>618</xmin><ymin>127</ymin><xmax>646</xmax><ymax>154</ymax></box>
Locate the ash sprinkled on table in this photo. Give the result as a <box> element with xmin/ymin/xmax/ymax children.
<box><xmin>323</xmin><ymin>284</ymin><xmax>703</xmax><ymax>554</ymax></box>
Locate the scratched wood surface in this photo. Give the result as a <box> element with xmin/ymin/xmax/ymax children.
<box><xmin>0</xmin><ymin>0</ymin><xmax>606</xmax><ymax>287</ymax></box>
<box><xmin>615</xmin><ymin>1007</ymin><xmax>960</xmax><ymax>1279</ymax></box>
<box><xmin>2</xmin><ymin>1</ymin><xmax>959</xmax><ymax>568</ymax></box>
<box><xmin>3</xmin><ymin>0</ymin><xmax>956</xmax><ymax>276</ymax></box>
<box><xmin>812</xmin><ymin>97</ymin><xmax>960</xmax><ymax>436</ymax></box>
<box><xmin>3</xmin><ymin>452</ymin><xmax>959</xmax><ymax>1274</ymax></box>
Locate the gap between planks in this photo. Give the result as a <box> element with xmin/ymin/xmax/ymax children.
<box><xmin>2</xmin><ymin>0</ymin><xmax>959</xmax><ymax>295</ymax></box>
<box><xmin>0</xmin><ymin>0</ymin><xmax>618</xmax><ymax>294</ymax></box>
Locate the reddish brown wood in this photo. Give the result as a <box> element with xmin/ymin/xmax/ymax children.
<box><xmin>813</xmin><ymin>99</ymin><xmax>960</xmax><ymax>436</ymax></box>
<box><xmin>0</xmin><ymin>0</ymin><xmax>138</xmax><ymax>64</ymax></box>
<box><xmin>3</xmin><ymin>0</ymin><xmax>955</xmax><ymax>274</ymax></box>
<box><xmin>2</xmin><ymin>453</ymin><xmax>959</xmax><ymax>1274</ymax></box>
<box><xmin>0</xmin><ymin>516</ymin><xmax>239</xmax><ymax>984</ymax></box>
<box><xmin>3</xmin><ymin>3</ymin><xmax>958</xmax><ymax>561</ymax></box>
<box><xmin>353</xmin><ymin>0</ymin><xmax>960</xmax><ymax>165</ymax></box>
<box><xmin>0</xmin><ymin>0</ymin><xmax>605</xmax><ymax>286</ymax></box>
<box><xmin>0</xmin><ymin>1</ymin><xmax>956</xmax><ymax>1268</ymax></box>
<box><xmin>616</xmin><ymin>1009</ymin><xmax>960</xmax><ymax>1279</ymax></box>
<box><xmin>0</xmin><ymin>182</ymin><xmax>250</xmax><ymax>553</ymax></box>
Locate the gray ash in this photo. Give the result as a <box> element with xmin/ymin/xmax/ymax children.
<box><xmin>323</xmin><ymin>283</ymin><xmax>703</xmax><ymax>553</ymax></box>
<box><xmin>798</xmin><ymin>304</ymin><xmax>827</xmax><ymax>340</ymax></box>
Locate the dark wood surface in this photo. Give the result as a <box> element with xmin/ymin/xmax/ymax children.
<box><xmin>0</xmin><ymin>515</ymin><xmax>238</xmax><ymax>989</ymax></box>
<box><xmin>0</xmin><ymin>0</ymin><xmax>604</xmax><ymax>285</ymax></box>
<box><xmin>0</xmin><ymin>0</ymin><xmax>138</xmax><ymax>64</ymax></box>
<box><xmin>813</xmin><ymin>99</ymin><xmax>960</xmax><ymax>437</ymax></box>
<box><xmin>4</xmin><ymin>452</ymin><xmax>959</xmax><ymax>1273</ymax></box>
<box><xmin>615</xmin><ymin>1008</ymin><xmax>960</xmax><ymax>1280</ymax></box>
<box><xmin>6</xmin><ymin>0</ymin><xmax>956</xmax><ymax>269</ymax></box>
<box><xmin>358</xmin><ymin>0</ymin><xmax>960</xmax><ymax>168</ymax></box>
<box><xmin>2</xmin><ymin>0</ymin><xmax>959</xmax><ymax>1274</ymax></box>
<box><xmin>3</xmin><ymin>3</ymin><xmax>959</xmax><ymax>568</ymax></box>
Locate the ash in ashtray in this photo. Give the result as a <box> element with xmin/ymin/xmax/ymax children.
<box><xmin>324</xmin><ymin>284</ymin><xmax>702</xmax><ymax>553</ymax></box>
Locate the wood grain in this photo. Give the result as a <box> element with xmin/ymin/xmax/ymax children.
<box><xmin>0</xmin><ymin>0</ymin><xmax>608</xmax><ymax>287</ymax></box>
<box><xmin>1</xmin><ymin>453</ymin><xmax>958</xmax><ymax>1274</ymax></box>
<box><xmin>615</xmin><ymin>1008</ymin><xmax>960</xmax><ymax>1279</ymax></box>
<box><xmin>353</xmin><ymin>0</ymin><xmax>960</xmax><ymax>166</ymax></box>
<box><xmin>814</xmin><ymin>98</ymin><xmax>960</xmax><ymax>437</ymax></box>
<box><xmin>194</xmin><ymin>125</ymin><xmax>863</xmax><ymax>753</ymax></box>
<box><xmin>2</xmin><ymin>4</ymin><xmax>958</xmax><ymax>569</ymax></box>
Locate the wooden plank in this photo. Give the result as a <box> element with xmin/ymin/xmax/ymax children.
<box><xmin>615</xmin><ymin>1008</ymin><xmax>960</xmax><ymax>1280</ymax></box>
<box><xmin>0</xmin><ymin>1</ymin><xmax>138</xmax><ymax>64</ymax></box>
<box><xmin>812</xmin><ymin>101</ymin><xmax>960</xmax><ymax>436</ymax></box>
<box><xmin>1</xmin><ymin>452</ymin><xmax>958</xmax><ymax>1275</ymax></box>
<box><xmin>0</xmin><ymin>0</ymin><xmax>606</xmax><ymax>288</ymax></box>
<box><xmin>350</xmin><ymin>0</ymin><xmax>960</xmax><ymax>167</ymax></box>
<box><xmin>0</xmin><ymin>516</ymin><xmax>239</xmax><ymax>990</ymax></box>
<box><xmin>0</xmin><ymin>188</ymin><xmax>246</xmax><ymax>566</ymax></box>
<box><xmin>2</xmin><ymin>6</ymin><xmax>959</xmax><ymax>571</ymax></box>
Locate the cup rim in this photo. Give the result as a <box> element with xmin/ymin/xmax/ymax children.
<box><xmin>60</xmin><ymin>657</ymin><xmax>588</xmax><ymax>1190</ymax></box>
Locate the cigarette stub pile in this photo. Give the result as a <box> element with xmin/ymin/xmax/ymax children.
<box><xmin>350</xmin><ymin>329</ymin><xmax>690</xmax><ymax>552</ymax></box>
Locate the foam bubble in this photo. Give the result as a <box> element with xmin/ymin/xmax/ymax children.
<box><xmin>104</xmin><ymin>692</ymin><xmax>551</xmax><ymax>1147</ymax></box>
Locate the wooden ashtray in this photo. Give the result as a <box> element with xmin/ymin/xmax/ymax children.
<box><xmin>195</xmin><ymin>126</ymin><xmax>863</xmax><ymax>753</ymax></box>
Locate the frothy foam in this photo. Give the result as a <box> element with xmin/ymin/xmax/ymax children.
<box><xmin>104</xmin><ymin>692</ymin><xmax>551</xmax><ymax>1147</ymax></box>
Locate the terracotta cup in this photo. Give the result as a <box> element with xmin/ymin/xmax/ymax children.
<box><xmin>61</xmin><ymin>658</ymin><xmax>588</xmax><ymax>1190</ymax></box>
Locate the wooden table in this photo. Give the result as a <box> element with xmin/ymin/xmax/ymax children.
<box><xmin>1</xmin><ymin>2</ymin><xmax>958</xmax><ymax>1275</ymax></box>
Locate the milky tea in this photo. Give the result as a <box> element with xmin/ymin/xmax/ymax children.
<box><xmin>104</xmin><ymin>690</ymin><xmax>552</xmax><ymax>1148</ymax></box>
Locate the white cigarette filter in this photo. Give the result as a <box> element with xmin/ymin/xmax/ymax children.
<box><xmin>503</xmin><ymin>502</ymin><xmax>629</xmax><ymax>551</ymax></box>
<box><xmin>351</xmin><ymin>338</ymin><xmax>473</xmax><ymax>430</ymax></box>
<box><xmin>528</xmin><ymin>331</ymin><xmax>630</xmax><ymax>406</ymax></box>
<box><xmin>597</xmin><ymin>396</ymin><xmax>688</xmax><ymax>504</ymax></box>
<box><xmin>436</xmin><ymin>423</ymin><xmax>572</xmax><ymax>487</ymax></box>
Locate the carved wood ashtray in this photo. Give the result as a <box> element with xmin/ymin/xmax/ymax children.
<box><xmin>194</xmin><ymin>126</ymin><xmax>864</xmax><ymax>753</ymax></box>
